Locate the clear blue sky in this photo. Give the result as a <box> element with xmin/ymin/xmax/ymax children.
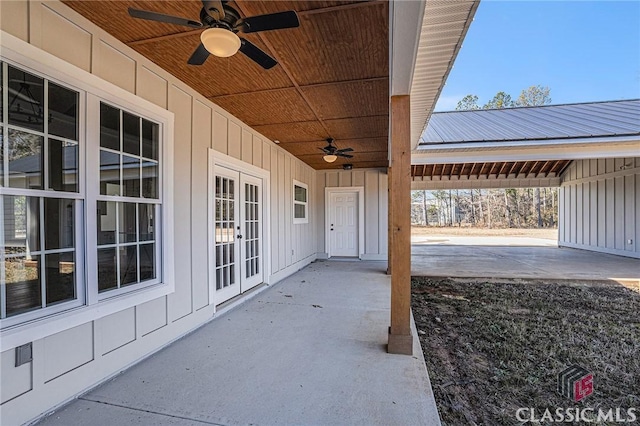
<box><xmin>434</xmin><ymin>1</ymin><xmax>640</xmax><ymax>111</ymax></box>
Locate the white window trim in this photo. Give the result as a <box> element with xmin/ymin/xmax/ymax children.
<box><xmin>293</xmin><ymin>179</ymin><xmax>309</xmax><ymax>224</ymax></box>
<box><xmin>0</xmin><ymin>31</ymin><xmax>175</xmax><ymax>351</ymax></box>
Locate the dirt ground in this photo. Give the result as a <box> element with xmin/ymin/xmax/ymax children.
<box><xmin>412</xmin><ymin>277</ymin><xmax>640</xmax><ymax>426</ymax></box>
<box><xmin>412</xmin><ymin>226</ymin><xmax>558</xmax><ymax>240</ymax></box>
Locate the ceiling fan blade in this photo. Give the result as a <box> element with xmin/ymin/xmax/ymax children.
<box><xmin>128</xmin><ymin>8</ymin><xmax>203</xmax><ymax>28</ymax></box>
<box><xmin>202</xmin><ymin>0</ymin><xmax>225</xmax><ymax>20</ymax></box>
<box><xmin>238</xmin><ymin>11</ymin><xmax>300</xmax><ymax>33</ymax></box>
<box><xmin>337</xmin><ymin>148</ymin><xmax>354</xmax><ymax>153</ymax></box>
<box><xmin>239</xmin><ymin>38</ymin><xmax>277</xmax><ymax>69</ymax></box>
<box><xmin>338</xmin><ymin>153</ymin><xmax>354</xmax><ymax>158</ymax></box>
<box><xmin>187</xmin><ymin>43</ymin><xmax>210</xmax><ymax>65</ymax></box>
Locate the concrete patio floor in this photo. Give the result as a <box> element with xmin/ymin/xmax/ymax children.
<box><xmin>38</xmin><ymin>261</ymin><xmax>440</xmax><ymax>426</ymax></box>
<box><xmin>412</xmin><ymin>239</ymin><xmax>640</xmax><ymax>281</ymax></box>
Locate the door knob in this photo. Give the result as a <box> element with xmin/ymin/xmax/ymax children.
<box><xmin>237</xmin><ymin>234</ymin><xmax>243</xmax><ymax>239</ymax></box>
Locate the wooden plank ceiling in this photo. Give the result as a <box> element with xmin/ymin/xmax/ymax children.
<box><xmin>62</xmin><ymin>0</ymin><xmax>390</xmax><ymax>170</ymax></box>
<box><xmin>411</xmin><ymin>160</ymin><xmax>572</xmax><ymax>180</ymax></box>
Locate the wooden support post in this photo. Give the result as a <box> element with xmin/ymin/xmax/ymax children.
<box><xmin>387</xmin><ymin>167</ymin><xmax>393</xmax><ymax>275</ymax></box>
<box><xmin>387</xmin><ymin>95</ymin><xmax>412</xmax><ymax>355</ymax></box>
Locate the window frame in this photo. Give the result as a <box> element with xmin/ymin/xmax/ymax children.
<box><xmin>88</xmin><ymin>97</ymin><xmax>163</xmax><ymax>301</ymax></box>
<box><xmin>0</xmin><ymin>59</ymin><xmax>87</xmax><ymax>329</ymax></box>
<box><xmin>1</xmin><ymin>32</ymin><xmax>174</xmax><ymax>350</ymax></box>
<box><xmin>292</xmin><ymin>179</ymin><xmax>308</xmax><ymax>224</ymax></box>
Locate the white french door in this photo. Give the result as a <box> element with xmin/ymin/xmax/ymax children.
<box><xmin>213</xmin><ymin>166</ymin><xmax>263</xmax><ymax>304</ymax></box>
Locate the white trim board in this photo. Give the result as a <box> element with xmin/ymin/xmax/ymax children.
<box><xmin>412</xmin><ymin>139</ymin><xmax>640</xmax><ymax>165</ymax></box>
<box><xmin>324</xmin><ymin>187</ymin><xmax>365</xmax><ymax>259</ymax></box>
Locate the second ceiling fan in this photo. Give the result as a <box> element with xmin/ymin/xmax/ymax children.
<box><xmin>128</xmin><ymin>0</ymin><xmax>300</xmax><ymax>69</ymax></box>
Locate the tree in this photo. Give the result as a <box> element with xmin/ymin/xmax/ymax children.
<box><xmin>515</xmin><ymin>85</ymin><xmax>551</xmax><ymax>107</ymax></box>
<box><xmin>483</xmin><ymin>91</ymin><xmax>514</xmax><ymax>109</ymax></box>
<box><xmin>456</xmin><ymin>95</ymin><xmax>480</xmax><ymax>111</ymax></box>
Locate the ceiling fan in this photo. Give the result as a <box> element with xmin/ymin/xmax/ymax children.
<box><xmin>128</xmin><ymin>0</ymin><xmax>300</xmax><ymax>69</ymax></box>
<box><xmin>319</xmin><ymin>138</ymin><xmax>353</xmax><ymax>163</ymax></box>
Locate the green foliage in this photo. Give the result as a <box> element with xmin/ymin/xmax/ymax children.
<box><xmin>454</xmin><ymin>86</ymin><xmax>551</xmax><ymax>111</ymax></box>
<box><xmin>515</xmin><ymin>85</ymin><xmax>552</xmax><ymax>107</ymax></box>
<box><xmin>483</xmin><ymin>91</ymin><xmax>514</xmax><ymax>109</ymax></box>
<box><xmin>455</xmin><ymin>95</ymin><xmax>480</xmax><ymax>111</ymax></box>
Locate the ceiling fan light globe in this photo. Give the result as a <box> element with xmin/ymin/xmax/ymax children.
<box><xmin>201</xmin><ymin>28</ymin><xmax>241</xmax><ymax>57</ymax></box>
<box><xmin>323</xmin><ymin>154</ymin><xmax>338</xmax><ymax>163</ymax></box>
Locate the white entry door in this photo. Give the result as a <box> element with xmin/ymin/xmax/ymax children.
<box><xmin>328</xmin><ymin>191</ymin><xmax>359</xmax><ymax>257</ymax></box>
<box><xmin>213</xmin><ymin>166</ymin><xmax>263</xmax><ymax>304</ymax></box>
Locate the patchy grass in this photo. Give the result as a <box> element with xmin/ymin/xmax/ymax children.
<box><xmin>412</xmin><ymin>226</ymin><xmax>557</xmax><ymax>240</ymax></box>
<box><xmin>412</xmin><ymin>277</ymin><xmax>640</xmax><ymax>425</ymax></box>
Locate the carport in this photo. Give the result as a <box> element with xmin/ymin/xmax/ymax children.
<box><xmin>412</xmin><ymin>99</ymin><xmax>640</xmax><ymax>260</ymax></box>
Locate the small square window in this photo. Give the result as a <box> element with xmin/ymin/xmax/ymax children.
<box><xmin>293</xmin><ymin>180</ymin><xmax>308</xmax><ymax>224</ymax></box>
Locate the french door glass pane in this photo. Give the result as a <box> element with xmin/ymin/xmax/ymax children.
<box><xmin>215</xmin><ymin>176</ymin><xmax>235</xmax><ymax>290</ymax></box>
<box><xmin>1</xmin><ymin>126</ymin><xmax>4</xmax><ymax>187</ymax></box>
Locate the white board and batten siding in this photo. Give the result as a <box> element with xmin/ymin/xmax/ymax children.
<box><xmin>0</xmin><ymin>1</ymin><xmax>315</xmax><ymax>424</ymax></box>
<box><xmin>559</xmin><ymin>157</ymin><xmax>640</xmax><ymax>259</ymax></box>
<box><xmin>316</xmin><ymin>169</ymin><xmax>389</xmax><ymax>260</ymax></box>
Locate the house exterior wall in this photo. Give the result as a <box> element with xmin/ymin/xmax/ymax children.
<box><xmin>559</xmin><ymin>157</ymin><xmax>640</xmax><ymax>259</ymax></box>
<box><xmin>315</xmin><ymin>169</ymin><xmax>388</xmax><ymax>260</ymax></box>
<box><xmin>0</xmin><ymin>1</ymin><xmax>317</xmax><ymax>424</ymax></box>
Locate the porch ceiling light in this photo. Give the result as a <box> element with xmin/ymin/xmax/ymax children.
<box><xmin>323</xmin><ymin>154</ymin><xmax>338</xmax><ymax>163</ymax></box>
<box><xmin>201</xmin><ymin>28</ymin><xmax>241</xmax><ymax>57</ymax></box>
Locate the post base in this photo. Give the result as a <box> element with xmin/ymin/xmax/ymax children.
<box><xmin>387</xmin><ymin>331</ymin><xmax>413</xmax><ymax>355</ymax></box>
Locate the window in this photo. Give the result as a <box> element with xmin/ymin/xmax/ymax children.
<box><xmin>1</xmin><ymin>47</ymin><xmax>173</xmax><ymax>335</ymax></box>
<box><xmin>96</xmin><ymin>103</ymin><xmax>160</xmax><ymax>297</ymax></box>
<box><xmin>293</xmin><ymin>180</ymin><xmax>308</xmax><ymax>224</ymax></box>
<box><xmin>1</xmin><ymin>62</ymin><xmax>83</xmax><ymax>323</ymax></box>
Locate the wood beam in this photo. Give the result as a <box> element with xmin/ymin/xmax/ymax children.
<box><xmin>498</xmin><ymin>162</ymin><xmax>508</xmax><ymax>176</ymax></box>
<box><xmin>507</xmin><ymin>161</ymin><xmax>519</xmax><ymax>177</ymax></box>
<box><xmin>388</xmin><ymin>95</ymin><xmax>412</xmax><ymax>355</ymax></box>
<box><xmin>488</xmin><ymin>162</ymin><xmax>497</xmax><ymax>177</ymax></box>
<box><xmin>468</xmin><ymin>163</ymin><xmax>475</xmax><ymax>178</ymax></box>
<box><xmin>478</xmin><ymin>163</ymin><xmax>486</xmax><ymax>178</ymax></box>
<box><xmin>540</xmin><ymin>160</ymin><xmax>550</xmax><ymax>177</ymax></box>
